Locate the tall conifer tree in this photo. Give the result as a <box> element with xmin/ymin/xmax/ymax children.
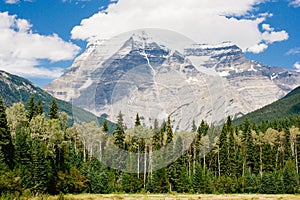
<box><xmin>0</xmin><ymin>98</ymin><xmax>14</xmax><ymax>169</ymax></box>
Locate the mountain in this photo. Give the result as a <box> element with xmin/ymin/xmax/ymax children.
<box><xmin>234</xmin><ymin>86</ymin><xmax>300</xmax><ymax>125</ymax></box>
<box><xmin>44</xmin><ymin>30</ymin><xmax>300</xmax><ymax>130</ymax></box>
<box><xmin>0</xmin><ymin>70</ymin><xmax>113</xmax><ymax>129</ymax></box>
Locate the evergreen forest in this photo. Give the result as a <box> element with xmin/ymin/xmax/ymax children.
<box><xmin>1</xmin><ymin>95</ymin><xmax>300</xmax><ymax>197</ymax></box>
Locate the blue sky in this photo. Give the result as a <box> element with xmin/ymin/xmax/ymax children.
<box><xmin>0</xmin><ymin>0</ymin><xmax>299</xmax><ymax>87</ymax></box>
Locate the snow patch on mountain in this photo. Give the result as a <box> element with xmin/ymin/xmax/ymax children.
<box><xmin>44</xmin><ymin>30</ymin><xmax>300</xmax><ymax>130</ymax></box>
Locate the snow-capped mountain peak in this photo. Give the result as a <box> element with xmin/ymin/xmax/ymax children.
<box><xmin>44</xmin><ymin>30</ymin><xmax>300</xmax><ymax>130</ymax></box>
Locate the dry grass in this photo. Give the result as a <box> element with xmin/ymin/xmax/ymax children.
<box><xmin>28</xmin><ymin>194</ymin><xmax>300</xmax><ymax>200</ymax></box>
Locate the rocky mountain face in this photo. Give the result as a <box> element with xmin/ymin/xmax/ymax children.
<box><xmin>44</xmin><ymin>30</ymin><xmax>300</xmax><ymax>130</ymax></box>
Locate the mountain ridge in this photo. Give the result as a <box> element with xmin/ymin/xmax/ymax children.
<box><xmin>43</xmin><ymin>30</ymin><xmax>300</xmax><ymax>130</ymax></box>
<box><xmin>234</xmin><ymin>85</ymin><xmax>300</xmax><ymax>125</ymax></box>
<box><xmin>0</xmin><ymin>70</ymin><xmax>114</xmax><ymax>130</ymax></box>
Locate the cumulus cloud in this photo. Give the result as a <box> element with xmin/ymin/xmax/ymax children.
<box><xmin>261</xmin><ymin>28</ymin><xmax>289</xmax><ymax>44</ymax></box>
<box><xmin>0</xmin><ymin>12</ymin><xmax>80</xmax><ymax>78</ymax></box>
<box><xmin>71</xmin><ymin>0</ymin><xmax>287</xmax><ymax>54</ymax></box>
<box><xmin>290</xmin><ymin>0</ymin><xmax>300</xmax><ymax>7</ymax></box>
<box><xmin>246</xmin><ymin>23</ymin><xmax>289</xmax><ymax>53</ymax></box>
<box><xmin>262</xmin><ymin>23</ymin><xmax>274</xmax><ymax>32</ymax></box>
<box><xmin>294</xmin><ymin>62</ymin><xmax>300</xmax><ymax>72</ymax></box>
<box><xmin>247</xmin><ymin>43</ymin><xmax>268</xmax><ymax>54</ymax></box>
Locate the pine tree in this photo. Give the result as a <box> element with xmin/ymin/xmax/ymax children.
<box><xmin>166</xmin><ymin>116</ymin><xmax>173</xmax><ymax>144</ymax></box>
<box><xmin>197</xmin><ymin>120</ymin><xmax>209</xmax><ymax>136</ymax></box>
<box><xmin>32</xmin><ymin>139</ymin><xmax>52</xmax><ymax>193</ymax></box>
<box><xmin>147</xmin><ymin>168</ymin><xmax>169</xmax><ymax>193</ymax></box>
<box><xmin>36</xmin><ymin>99</ymin><xmax>44</xmax><ymax>115</ymax></box>
<box><xmin>192</xmin><ymin>119</ymin><xmax>197</xmax><ymax>132</ymax></box>
<box><xmin>227</xmin><ymin>117</ymin><xmax>236</xmax><ymax>177</ymax></box>
<box><xmin>259</xmin><ymin>172</ymin><xmax>277</xmax><ymax>194</ymax></box>
<box><xmin>49</xmin><ymin>99</ymin><xmax>59</xmax><ymax>119</ymax></box>
<box><xmin>153</xmin><ymin>119</ymin><xmax>161</xmax><ymax>150</ymax></box>
<box><xmin>243</xmin><ymin>118</ymin><xmax>255</xmax><ymax>173</ymax></box>
<box><xmin>102</xmin><ymin>120</ymin><xmax>109</xmax><ymax>133</ymax></box>
<box><xmin>283</xmin><ymin>159</ymin><xmax>299</xmax><ymax>193</ymax></box>
<box><xmin>283</xmin><ymin>119</ymin><xmax>293</xmax><ymax>162</ymax></box>
<box><xmin>117</xmin><ymin>111</ymin><xmax>125</xmax><ymax>131</ymax></box>
<box><xmin>219</xmin><ymin>120</ymin><xmax>228</xmax><ymax>176</ymax></box>
<box><xmin>135</xmin><ymin>113</ymin><xmax>141</xmax><ymax>127</ymax></box>
<box><xmin>0</xmin><ymin>97</ymin><xmax>14</xmax><ymax>169</ymax></box>
<box><xmin>113</xmin><ymin>111</ymin><xmax>125</xmax><ymax>149</ymax></box>
<box><xmin>192</xmin><ymin>164</ymin><xmax>203</xmax><ymax>193</ymax></box>
<box><xmin>26</xmin><ymin>94</ymin><xmax>36</xmax><ymax>121</ymax></box>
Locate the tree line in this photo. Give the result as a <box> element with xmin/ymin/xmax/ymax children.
<box><xmin>0</xmin><ymin>95</ymin><xmax>300</xmax><ymax>197</ymax></box>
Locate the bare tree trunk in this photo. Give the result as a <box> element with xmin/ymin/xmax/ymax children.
<box><xmin>74</xmin><ymin>137</ymin><xmax>77</xmax><ymax>154</ymax></box>
<box><xmin>260</xmin><ymin>145</ymin><xmax>263</xmax><ymax>177</ymax></box>
<box><xmin>99</xmin><ymin>141</ymin><xmax>102</xmax><ymax>162</ymax></box>
<box><xmin>149</xmin><ymin>144</ymin><xmax>153</xmax><ymax>178</ymax></box>
<box><xmin>296</xmin><ymin>143</ymin><xmax>299</xmax><ymax>173</ymax></box>
<box><xmin>242</xmin><ymin>159</ymin><xmax>245</xmax><ymax>177</ymax></box>
<box><xmin>89</xmin><ymin>143</ymin><xmax>93</xmax><ymax>160</ymax></box>
<box><xmin>137</xmin><ymin>145</ymin><xmax>140</xmax><ymax>179</ymax></box>
<box><xmin>218</xmin><ymin>150</ymin><xmax>220</xmax><ymax>178</ymax></box>
<box><xmin>144</xmin><ymin>145</ymin><xmax>147</xmax><ymax>189</ymax></box>
<box><xmin>203</xmin><ymin>153</ymin><xmax>206</xmax><ymax>175</ymax></box>
<box><xmin>276</xmin><ymin>147</ymin><xmax>279</xmax><ymax>169</ymax></box>
<box><xmin>83</xmin><ymin>141</ymin><xmax>86</xmax><ymax>162</ymax></box>
<box><xmin>193</xmin><ymin>143</ymin><xmax>196</xmax><ymax>174</ymax></box>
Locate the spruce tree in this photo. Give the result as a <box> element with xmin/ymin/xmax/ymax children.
<box><xmin>36</xmin><ymin>99</ymin><xmax>44</xmax><ymax>115</ymax></box>
<box><xmin>192</xmin><ymin>119</ymin><xmax>197</xmax><ymax>132</ymax></box>
<box><xmin>26</xmin><ymin>94</ymin><xmax>36</xmax><ymax>121</ymax></box>
<box><xmin>218</xmin><ymin>119</ymin><xmax>228</xmax><ymax>176</ymax></box>
<box><xmin>135</xmin><ymin>113</ymin><xmax>141</xmax><ymax>127</ymax></box>
<box><xmin>113</xmin><ymin>111</ymin><xmax>125</xmax><ymax>149</ymax></box>
<box><xmin>153</xmin><ymin>119</ymin><xmax>161</xmax><ymax>150</ymax></box>
<box><xmin>283</xmin><ymin>119</ymin><xmax>293</xmax><ymax>162</ymax></box>
<box><xmin>32</xmin><ymin>139</ymin><xmax>52</xmax><ymax>193</ymax></box>
<box><xmin>0</xmin><ymin>97</ymin><xmax>14</xmax><ymax>169</ymax></box>
<box><xmin>283</xmin><ymin>159</ymin><xmax>299</xmax><ymax>193</ymax></box>
<box><xmin>102</xmin><ymin>120</ymin><xmax>109</xmax><ymax>133</ymax></box>
<box><xmin>147</xmin><ymin>168</ymin><xmax>169</xmax><ymax>193</ymax></box>
<box><xmin>243</xmin><ymin>118</ymin><xmax>255</xmax><ymax>173</ymax></box>
<box><xmin>227</xmin><ymin>117</ymin><xmax>236</xmax><ymax>177</ymax></box>
<box><xmin>166</xmin><ymin>116</ymin><xmax>173</xmax><ymax>144</ymax></box>
<box><xmin>49</xmin><ymin>99</ymin><xmax>59</xmax><ymax>119</ymax></box>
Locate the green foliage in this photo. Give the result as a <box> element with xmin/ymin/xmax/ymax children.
<box><xmin>135</xmin><ymin>113</ymin><xmax>141</xmax><ymax>127</ymax></box>
<box><xmin>234</xmin><ymin>86</ymin><xmax>300</xmax><ymax>125</ymax></box>
<box><xmin>283</xmin><ymin>160</ymin><xmax>299</xmax><ymax>193</ymax></box>
<box><xmin>0</xmin><ymin>97</ymin><xmax>14</xmax><ymax>169</ymax></box>
<box><xmin>166</xmin><ymin>116</ymin><xmax>173</xmax><ymax>144</ymax></box>
<box><xmin>0</xmin><ymin>70</ymin><xmax>115</xmax><ymax>131</ymax></box>
<box><xmin>1</xmin><ymin>91</ymin><xmax>300</xmax><ymax>196</ymax></box>
<box><xmin>49</xmin><ymin>99</ymin><xmax>59</xmax><ymax>119</ymax></box>
<box><xmin>102</xmin><ymin>120</ymin><xmax>109</xmax><ymax>133</ymax></box>
<box><xmin>26</xmin><ymin>94</ymin><xmax>36</xmax><ymax>121</ymax></box>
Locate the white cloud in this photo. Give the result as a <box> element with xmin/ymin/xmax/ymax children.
<box><xmin>290</xmin><ymin>0</ymin><xmax>300</xmax><ymax>7</ymax></box>
<box><xmin>294</xmin><ymin>62</ymin><xmax>300</xmax><ymax>72</ymax></box>
<box><xmin>247</xmin><ymin>43</ymin><xmax>268</xmax><ymax>54</ymax></box>
<box><xmin>71</xmin><ymin>0</ymin><xmax>287</xmax><ymax>53</ymax></box>
<box><xmin>261</xmin><ymin>29</ymin><xmax>289</xmax><ymax>43</ymax></box>
<box><xmin>286</xmin><ymin>47</ymin><xmax>300</xmax><ymax>55</ymax></box>
<box><xmin>262</xmin><ymin>23</ymin><xmax>274</xmax><ymax>32</ymax></box>
<box><xmin>0</xmin><ymin>12</ymin><xmax>80</xmax><ymax>78</ymax></box>
<box><xmin>4</xmin><ymin>0</ymin><xmax>34</xmax><ymax>4</ymax></box>
<box><xmin>4</xmin><ymin>0</ymin><xmax>19</xmax><ymax>4</ymax></box>
<box><xmin>62</xmin><ymin>0</ymin><xmax>91</xmax><ymax>2</ymax></box>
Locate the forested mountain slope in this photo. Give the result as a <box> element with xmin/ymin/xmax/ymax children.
<box><xmin>235</xmin><ymin>86</ymin><xmax>300</xmax><ymax>125</ymax></box>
